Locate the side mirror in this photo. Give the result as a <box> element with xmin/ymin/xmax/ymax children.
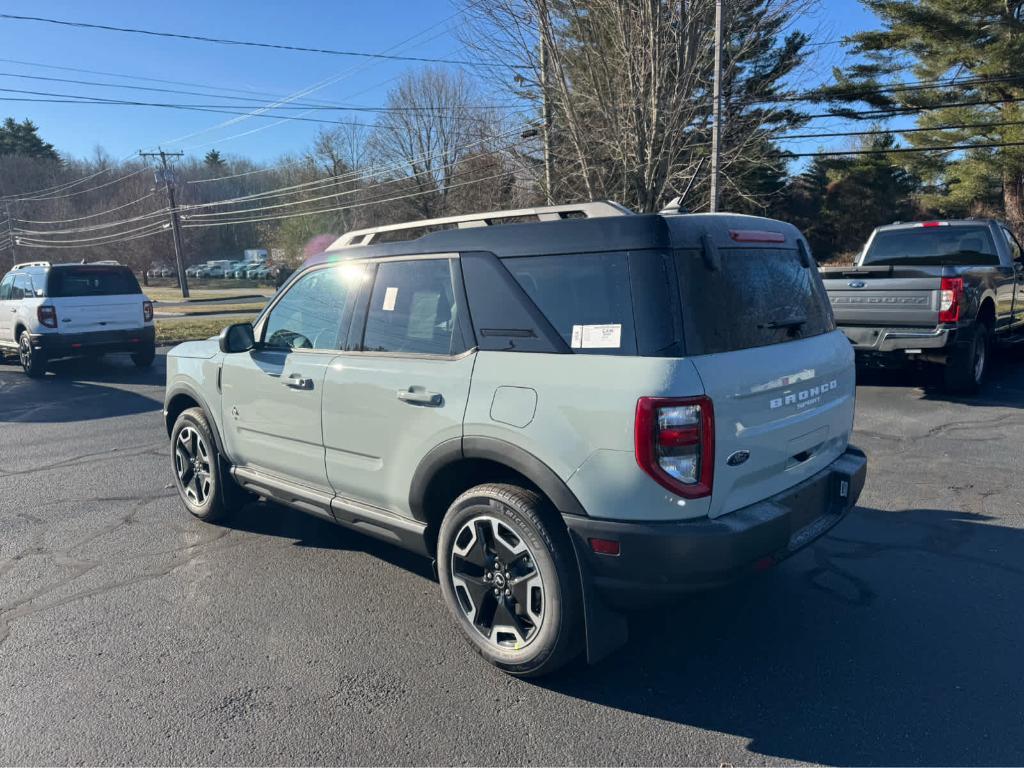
<box><xmin>219</xmin><ymin>322</ymin><xmax>255</xmax><ymax>353</ymax></box>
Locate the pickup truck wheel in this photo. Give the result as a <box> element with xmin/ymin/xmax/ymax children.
<box><xmin>131</xmin><ymin>346</ymin><xmax>156</xmax><ymax>369</ymax></box>
<box><xmin>18</xmin><ymin>331</ymin><xmax>46</xmax><ymax>378</ymax></box>
<box><xmin>170</xmin><ymin>407</ymin><xmax>240</xmax><ymax>523</ymax></box>
<box><xmin>944</xmin><ymin>323</ymin><xmax>990</xmax><ymax>394</ymax></box>
<box><xmin>437</xmin><ymin>483</ymin><xmax>583</xmax><ymax>678</ymax></box>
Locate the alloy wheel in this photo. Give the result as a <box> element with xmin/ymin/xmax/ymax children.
<box><xmin>174</xmin><ymin>426</ymin><xmax>212</xmax><ymax>506</ymax></box>
<box><xmin>18</xmin><ymin>335</ymin><xmax>31</xmax><ymax>369</ymax></box>
<box><xmin>974</xmin><ymin>332</ymin><xmax>987</xmax><ymax>383</ymax></box>
<box><xmin>450</xmin><ymin>515</ymin><xmax>545</xmax><ymax>651</ymax></box>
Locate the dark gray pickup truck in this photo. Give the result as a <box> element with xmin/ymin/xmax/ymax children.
<box><xmin>821</xmin><ymin>219</ymin><xmax>1024</xmax><ymax>392</ymax></box>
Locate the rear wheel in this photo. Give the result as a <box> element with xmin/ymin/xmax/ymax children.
<box><xmin>18</xmin><ymin>331</ymin><xmax>46</xmax><ymax>378</ymax></box>
<box><xmin>944</xmin><ymin>322</ymin><xmax>990</xmax><ymax>394</ymax></box>
<box><xmin>437</xmin><ymin>483</ymin><xmax>583</xmax><ymax>678</ymax></box>
<box><xmin>131</xmin><ymin>345</ymin><xmax>156</xmax><ymax>369</ymax></box>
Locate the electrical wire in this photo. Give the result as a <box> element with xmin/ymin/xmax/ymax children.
<box><xmin>13</xmin><ymin>192</ymin><xmax>158</xmax><ymax>225</ymax></box>
<box><xmin>0</xmin><ymin>13</ymin><xmax>505</xmax><ymax>68</ymax></box>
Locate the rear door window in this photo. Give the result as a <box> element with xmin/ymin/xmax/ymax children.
<box><xmin>676</xmin><ymin>247</ymin><xmax>834</xmax><ymax>355</ymax></box>
<box><xmin>46</xmin><ymin>267</ymin><xmax>141</xmax><ymax>297</ymax></box>
<box><xmin>503</xmin><ymin>252</ymin><xmax>638</xmax><ymax>355</ymax></box>
<box><xmin>863</xmin><ymin>226</ymin><xmax>999</xmax><ymax>266</ymax></box>
<box><xmin>360</xmin><ymin>259</ymin><xmax>465</xmax><ymax>356</ymax></box>
<box><xmin>12</xmin><ymin>274</ymin><xmax>32</xmax><ymax>300</ymax></box>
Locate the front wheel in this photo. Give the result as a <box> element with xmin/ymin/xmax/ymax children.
<box><xmin>170</xmin><ymin>407</ymin><xmax>244</xmax><ymax>522</ymax></box>
<box><xmin>437</xmin><ymin>483</ymin><xmax>583</xmax><ymax>678</ymax></box>
<box><xmin>18</xmin><ymin>331</ymin><xmax>46</xmax><ymax>378</ymax></box>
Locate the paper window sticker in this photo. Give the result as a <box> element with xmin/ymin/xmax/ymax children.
<box><xmin>571</xmin><ymin>324</ymin><xmax>583</xmax><ymax>348</ymax></box>
<box><xmin>382</xmin><ymin>286</ymin><xmax>399</xmax><ymax>311</ymax></box>
<box><xmin>581</xmin><ymin>324</ymin><xmax>621</xmax><ymax>348</ymax></box>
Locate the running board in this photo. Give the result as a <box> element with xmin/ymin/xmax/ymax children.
<box><xmin>231</xmin><ymin>465</ymin><xmax>430</xmax><ymax>557</ymax></box>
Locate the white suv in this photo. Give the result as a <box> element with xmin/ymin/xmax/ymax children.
<box><xmin>0</xmin><ymin>261</ymin><xmax>155</xmax><ymax>377</ymax></box>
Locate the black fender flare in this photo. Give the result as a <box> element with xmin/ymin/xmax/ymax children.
<box><xmin>164</xmin><ymin>383</ymin><xmax>228</xmax><ymax>458</ymax></box>
<box><xmin>408</xmin><ymin>436</ymin><xmax>587</xmax><ymax>524</ymax></box>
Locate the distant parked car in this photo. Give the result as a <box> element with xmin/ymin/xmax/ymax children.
<box><xmin>246</xmin><ymin>265</ymin><xmax>270</xmax><ymax>279</ymax></box>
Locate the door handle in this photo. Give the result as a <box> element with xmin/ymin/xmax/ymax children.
<box><xmin>397</xmin><ymin>388</ymin><xmax>443</xmax><ymax>406</ymax></box>
<box><xmin>283</xmin><ymin>373</ymin><xmax>313</xmax><ymax>390</ymax></box>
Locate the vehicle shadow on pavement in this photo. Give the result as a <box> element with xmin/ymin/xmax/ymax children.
<box><xmin>857</xmin><ymin>352</ymin><xmax>1024</xmax><ymax>409</ymax></box>
<box><xmin>0</xmin><ymin>355</ymin><xmax>163</xmax><ymax>423</ymax></box>
<box><xmin>543</xmin><ymin>505</ymin><xmax>1024</xmax><ymax>765</ymax></box>
<box><xmin>223</xmin><ymin>498</ymin><xmax>436</xmax><ymax>581</ymax></box>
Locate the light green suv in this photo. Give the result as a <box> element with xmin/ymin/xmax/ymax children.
<box><xmin>164</xmin><ymin>202</ymin><xmax>866</xmax><ymax>677</ymax></box>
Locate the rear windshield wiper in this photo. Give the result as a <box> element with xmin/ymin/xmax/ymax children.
<box><xmin>759</xmin><ymin>314</ymin><xmax>807</xmax><ymax>331</ymax></box>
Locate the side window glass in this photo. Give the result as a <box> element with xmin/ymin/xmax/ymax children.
<box><xmin>11</xmin><ymin>274</ymin><xmax>30</xmax><ymax>300</ymax></box>
<box><xmin>0</xmin><ymin>275</ymin><xmax>13</xmax><ymax>301</ymax></box>
<box><xmin>262</xmin><ymin>265</ymin><xmax>361</xmax><ymax>350</ymax></box>
<box><xmin>362</xmin><ymin>259</ymin><xmax>462</xmax><ymax>355</ymax></box>
<box><xmin>1002</xmin><ymin>227</ymin><xmax>1022</xmax><ymax>261</ymax></box>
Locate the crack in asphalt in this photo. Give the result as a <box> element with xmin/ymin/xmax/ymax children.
<box><xmin>0</xmin><ymin>442</ymin><xmax>166</xmax><ymax>479</ymax></box>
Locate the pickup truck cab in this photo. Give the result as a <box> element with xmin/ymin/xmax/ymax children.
<box><xmin>0</xmin><ymin>261</ymin><xmax>155</xmax><ymax>377</ymax></box>
<box><xmin>821</xmin><ymin>220</ymin><xmax>1024</xmax><ymax>392</ymax></box>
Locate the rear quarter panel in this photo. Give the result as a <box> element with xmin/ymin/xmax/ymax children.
<box><xmin>465</xmin><ymin>351</ymin><xmax>712</xmax><ymax>521</ymax></box>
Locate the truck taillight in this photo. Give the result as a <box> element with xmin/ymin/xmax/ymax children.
<box><xmin>939</xmin><ymin>277</ymin><xmax>963</xmax><ymax>323</ymax></box>
<box><xmin>37</xmin><ymin>305</ymin><xmax>57</xmax><ymax>329</ymax></box>
<box><xmin>143</xmin><ymin>300</ymin><xmax>153</xmax><ymax>322</ymax></box>
<box><xmin>635</xmin><ymin>396</ymin><xmax>714</xmax><ymax>499</ymax></box>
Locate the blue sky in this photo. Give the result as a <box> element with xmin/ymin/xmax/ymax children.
<box><xmin>0</xmin><ymin>0</ymin><xmax>883</xmax><ymax>165</ymax></box>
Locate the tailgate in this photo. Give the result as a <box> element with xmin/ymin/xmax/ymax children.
<box><xmin>55</xmin><ymin>295</ymin><xmax>144</xmax><ymax>333</ymax></box>
<box><xmin>689</xmin><ymin>330</ymin><xmax>856</xmax><ymax>519</ymax></box>
<box><xmin>821</xmin><ymin>266</ymin><xmax>941</xmax><ymax>327</ymax></box>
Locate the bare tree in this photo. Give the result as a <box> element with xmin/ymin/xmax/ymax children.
<box><xmin>459</xmin><ymin>0</ymin><xmax>815</xmax><ymax>212</ymax></box>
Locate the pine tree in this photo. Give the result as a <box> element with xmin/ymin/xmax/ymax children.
<box><xmin>819</xmin><ymin>0</ymin><xmax>1024</xmax><ymax>237</ymax></box>
<box><xmin>0</xmin><ymin>117</ymin><xmax>59</xmax><ymax>160</ymax></box>
<box><xmin>204</xmin><ymin>149</ymin><xmax>226</xmax><ymax>169</ymax></box>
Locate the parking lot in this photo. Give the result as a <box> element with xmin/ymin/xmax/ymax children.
<box><xmin>1</xmin><ymin>350</ymin><xmax>1022</xmax><ymax>766</ymax></box>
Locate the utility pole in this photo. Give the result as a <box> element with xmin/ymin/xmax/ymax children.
<box><xmin>709</xmin><ymin>0</ymin><xmax>724</xmax><ymax>213</ymax></box>
<box><xmin>140</xmin><ymin>149</ymin><xmax>189</xmax><ymax>298</ymax></box>
<box><xmin>538</xmin><ymin>0</ymin><xmax>554</xmax><ymax>205</ymax></box>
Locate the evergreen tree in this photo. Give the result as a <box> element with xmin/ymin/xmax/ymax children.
<box><xmin>204</xmin><ymin>149</ymin><xmax>226</xmax><ymax>169</ymax></box>
<box><xmin>0</xmin><ymin>117</ymin><xmax>59</xmax><ymax>160</ymax></box>
<box><xmin>819</xmin><ymin>0</ymin><xmax>1024</xmax><ymax>236</ymax></box>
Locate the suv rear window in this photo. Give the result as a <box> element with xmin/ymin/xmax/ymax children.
<box><xmin>675</xmin><ymin>247</ymin><xmax>834</xmax><ymax>355</ymax></box>
<box><xmin>864</xmin><ymin>226</ymin><xmax>999</xmax><ymax>266</ymax></box>
<box><xmin>45</xmin><ymin>267</ymin><xmax>141</xmax><ymax>297</ymax></box>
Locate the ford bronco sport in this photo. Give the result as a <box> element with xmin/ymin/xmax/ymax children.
<box><xmin>164</xmin><ymin>202</ymin><xmax>866</xmax><ymax>677</ymax></box>
<box><xmin>0</xmin><ymin>261</ymin><xmax>155</xmax><ymax>377</ymax></box>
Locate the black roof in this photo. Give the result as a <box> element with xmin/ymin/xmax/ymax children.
<box><xmin>302</xmin><ymin>211</ymin><xmax>804</xmax><ymax>269</ymax></box>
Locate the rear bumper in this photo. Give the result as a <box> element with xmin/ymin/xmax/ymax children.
<box><xmin>30</xmin><ymin>326</ymin><xmax>155</xmax><ymax>356</ymax></box>
<box><xmin>564</xmin><ymin>446</ymin><xmax>867</xmax><ymax>609</ymax></box>
<box><xmin>840</xmin><ymin>324</ymin><xmax>953</xmax><ymax>353</ymax></box>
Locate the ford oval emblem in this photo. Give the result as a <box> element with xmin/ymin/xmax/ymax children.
<box><xmin>848</xmin><ymin>280</ymin><xmax>866</xmax><ymax>288</ymax></box>
<box><xmin>726</xmin><ymin>450</ymin><xmax>750</xmax><ymax>467</ymax></box>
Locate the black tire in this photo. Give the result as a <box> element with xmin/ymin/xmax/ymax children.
<box><xmin>18</xmin><ymin>330</ymin><xmax>46</xmax><ymax>378</ymax></box>
<box><xmin>170</xmin><ymin>407</ymin><xmax>244</xmax><ymax>523</ymax></box>
<box><xmin>437</xmin><ymin>483</ymin><xmax>583</xmax><ymax>678</ymax></box>
<box><xmin>131</xmin><ymin>345</ymin><xmax>156</xmax><ymax>369</ymax></box>
<box><xmin>943</xmin><ymin>322</ymin><xmax>990</xmax><ymax>394</ymax></box>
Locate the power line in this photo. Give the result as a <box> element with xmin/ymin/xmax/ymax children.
<box><xmin>13</xmin><ymin>192</ymin><xmax>158</xmax><ymax>225</ymax></box>
<box><xmin>0</xmin><ymin>71</ymin><xmax>517</xmax><ymax>112</ymax></box>
<box><xmin>16</xmin><ymin>224</ymin><xmax>168</xmax><ymax>250</ymax></box>
<box><xmin>3</xmin><ymin>168</ymin><xmax>148</xmax><ymax>204</ymax></box>
<box><xmin>0</xmin><ymin>13</ymin><xmax>503</xmax><ymax>68</ymax></box>
<box><xmin>789</xmin><ymin>139</ymin><xmax>1024</xmax><ymax>158</ymax></box>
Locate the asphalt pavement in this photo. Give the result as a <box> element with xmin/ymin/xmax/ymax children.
<box><xmin>1</xmin><ymin>350</ymin><xmax>1023</xmax><ymax>765</ymax></box>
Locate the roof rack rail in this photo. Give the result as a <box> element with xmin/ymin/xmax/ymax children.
<box><xmin>12</xmin><ymin>261</ymin><xmax>50</xmax><ymax>270</ymax></box>
<box><xmin>328</xmin><ymin>200</ymin><xmax>633</xmax><ymax>249</ymax></box>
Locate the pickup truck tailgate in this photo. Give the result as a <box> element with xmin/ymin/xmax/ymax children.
<box><xmin>820</xmin><ymin>267</ymin><xmax>941</xmax><ymax>326</ymax></box>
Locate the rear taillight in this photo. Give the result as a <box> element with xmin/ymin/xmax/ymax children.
<box><xmin>143</xmin><ymin>300</ymin><xmax>153</xmax><ymax>322</ymax></box>
<box><xmin>635</xmin><ymin>396</ymin><xmax>714</xmax><ymax>499</ymax></box>
<box><xmin>939</xmin><ymin>277</ymin><xmax>963</xmax><ymax>323</ymax></box>
<box><xmin>37</xmin><ymin>305</ymin><xmax>57</xmax><ymax>329</ymax></box>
